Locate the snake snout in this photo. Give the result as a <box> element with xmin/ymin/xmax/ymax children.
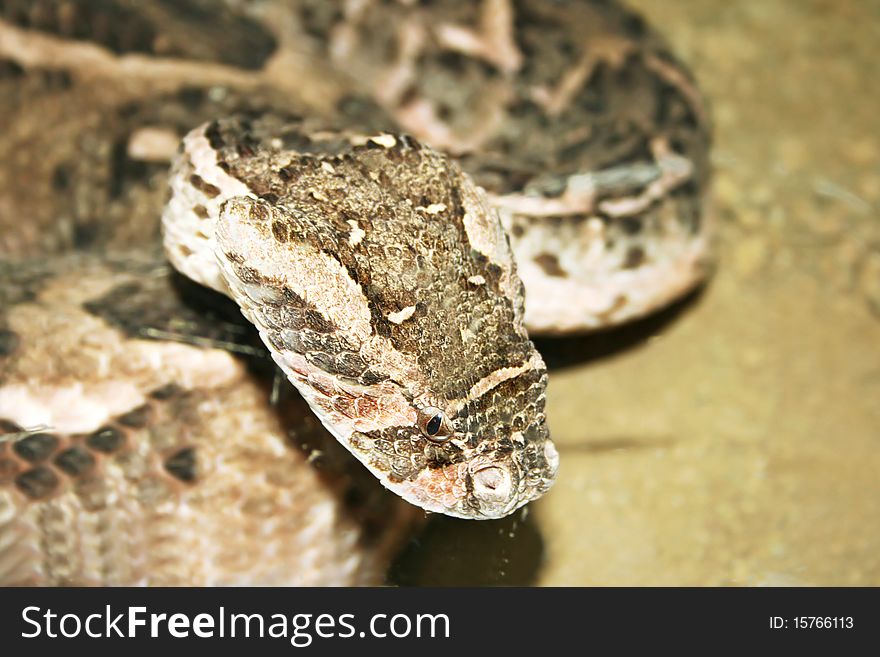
<box><xmin>468</xmin><ymin>432</ymin><xmax>560</xmax><ymax>518</ymax></box>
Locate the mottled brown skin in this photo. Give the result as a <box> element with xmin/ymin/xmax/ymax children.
<box><xmin>0</xmin><ymin>253</ymin><xmax>419</xmax><ymax>585</ymax></box>
<box><xmin>0</xmin><ymin>0</ymin><xmax>276</xmax><ymax>68</ymax></box>
<box><xmin>208</xmin><ymin>119</ymin><xmax>533</xmax><ymax>399</ymax></box>
<box><xmin>303</xmin><ymin>0</ymin><xmax>710</xmax><ymax>330</ymax></box>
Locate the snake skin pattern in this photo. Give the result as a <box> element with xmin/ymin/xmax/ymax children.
<box><xmin>163</xmin><ymin>117</ymin><xmax>558</xmax><ymax>518</ymax></box>
<box><xmin>0</xmin><ymin>0</ymin><xmax>710</xmax><ymax>584</ymax></box>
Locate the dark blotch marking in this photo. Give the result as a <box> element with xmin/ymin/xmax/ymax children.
<box><xmin>622</xmin><ymin>12</ymin><xmax>648</xmax><ymax>37</ymax></box>
<box><xmin>205</xmin><ymin>121</ymin><xmax>224</xmax><ymax>151</ymax></box>
<box><xmin>271</xmin><ymin>221</ymin><xmax>289</xmax><ymax>243</ymax></box>
<box><xmin>623</xmin><ymin>246</ymin><xmax>646</xmax><ymax>269</ymax></box>
<box><xmin>12</xmin><ymin>433</ymin><xmax>59</xmax><ymax>463</ymax></box>
<box><xmin>109</xmin><ymin>137</ymin><xmax>148</xmax><ymax>200</ymax></box>
<box><xmin>189</xmin><ymin>174</ymin><xmax>220</xmax><ymax>198</ymax></box>
<box><xmin>177</xmin><ymin>85</ymin><xmax>206</xmax><ymax>109</ymax></box>
<box><xmin>361</xmin><ymin>370</ymin><xmax>387</xmax><ymax>385</ymax></box>
<box><xmin>620</xmin><ymin>216</ymin><xmax>643</xmax><ymax>235</ymax></box>
<box><xmin>303</xmin><ymin>308</ymin><xmax>337</xmax><ymax>334</ymax></box>
<box><xmin>245</xmin><ymin>199</ymin><xmax>271</xmax><ymax>224</ymax></box>
<box><xmin>51</xmin><ymin>164</ymin><xmax>71</xmax><ymax>191</ymax></box>
<box><xmin>533</xmin><ymin>253</ymin><xmax>568</xmax><ymax>278</ymax></box>
<box><xmin>0</xmin><ymin>419</ymin><xmax>23</xmax><ymax>435</ymax></box>
<box><xmin>86</xmin><ymin>426</ymin><xmax>126</xmax><ymax>454</ymax></box>
<box><xmin>117</xmin><ymin>405</ymin><xmax>152</xmax><ymax>428</ymax></box>
<box><xmin>54</xmin><ymin>447</ymin><xmax>96</xmax><ymax>477</ymax></box>
<box><xmin>193</xmin><ymin>204</ymin><xmax>209</xmax><ymax>219</ymax></box>
<box><xmin>0</xmin><ymin>328</ymin><xmax>20</xmax><ymax>356</ymax></box>
<box><xmin>73</xmin><ymin>221</ymin><xmax>101</xmax><ymax>248</ymax></box>
<box><xmin>149</xmin><ymin>383</ymin><xmax>183</xmax><ymax>400</ymax></box>
<box><xmin>15</xmin><ymin>467</ymin><xmax>59</xmax><ymax>499</ymax></box>
<box><xmin>307</xmin><ymin>351</ymin><xmax>335</xmax><ymax>372</ymax></box>
<box><xmin>342</xmin><ymin>483</ymin><xmax>367</xmax><ymax>509</ymax></box>
<box><xmin>164</xmin><ymin>447</ymin><xmax>197</xmax><ymax>483</ymax></box>
<box><xmin>0</xmin><ymin>58</ymin><xmax>24</xmax><ymax>79</ymax></box>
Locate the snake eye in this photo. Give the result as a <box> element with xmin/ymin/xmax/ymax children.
<box><xmin>418</xmin><ymin>407</ymin><xmax>452</xmax><ymax>441</ymax></box>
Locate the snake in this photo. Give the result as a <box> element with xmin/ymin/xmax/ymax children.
<box><xmin>0</xmin><ymin>0</ymin><xmax>710</xmax><ymax>585</ymax></box>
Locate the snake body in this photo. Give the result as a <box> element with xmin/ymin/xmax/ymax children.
<box><xmin>0</xmin><ymin>0</ymin><xmax>710</xmax><ymax>584</ymax></box>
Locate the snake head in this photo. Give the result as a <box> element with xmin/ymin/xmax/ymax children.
<box><xmin>165</xmin><ymin>118</ymin><xmax>558</xmax><ymax>519</ymax></box>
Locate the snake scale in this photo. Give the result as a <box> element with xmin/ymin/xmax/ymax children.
<box><xmin>0</xmin><ymin>0</ymin><xmax>710</xmax><ymax>585</ymax></box>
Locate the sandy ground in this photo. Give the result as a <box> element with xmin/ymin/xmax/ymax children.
<box><xmin>393</xmin><ymin>0</ymin><xmax>880</xmax><ymax>586</ymax></box>
<box><xmin>534</xmin><ymin>0</ymin><xmax>880</xmax><ymax>586</ymax></box>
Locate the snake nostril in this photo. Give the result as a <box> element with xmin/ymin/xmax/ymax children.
<box><xmin>473</xmin><ymin>466</ymin><xmax>512</xmax><ymax>504</ymax></box>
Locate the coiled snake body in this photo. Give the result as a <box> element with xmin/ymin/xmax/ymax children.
<box><xmin>0</xmin><ymin>0</ymin><xmax>710</xmax><ymax>585</ymax></box>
